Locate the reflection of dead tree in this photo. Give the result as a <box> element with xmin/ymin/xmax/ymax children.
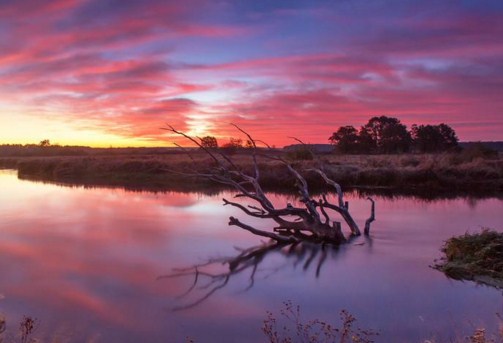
<box><xmin>159</xmin><ymin>240</ymin><xmax>356</xmax><ymax>311</ymax></box>
<box><xmin>164</xmin><ymin>125</ymin><xmax>375</xmax><ymax>245</ymax></box>
<box><xmin>162</xmin><ymin>125</ymin><xmax>376</xmax><ymax>310</ymax></box>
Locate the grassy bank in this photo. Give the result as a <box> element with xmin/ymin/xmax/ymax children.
<box><xmin>435</xmin><ymin>229</ymin><xmax>503</xmax><ymax>289</ymax></box>
<box><xmin>0</xmin><ymin>151</ymin><xmax>502</xmax><ymax>196</ymax></box>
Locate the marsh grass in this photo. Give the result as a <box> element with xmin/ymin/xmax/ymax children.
<box><xmin>0</xmin><ymin>315</ymin><xmax>38</xmax><ymax>343</ymax></box>
<box><xmin>0</xmin><ymin>150</ymin><xmax>501</xmax><ymax>195</ymax></box>
<box><xmin>434</xmin><ymin>229</ymin><xmax>503</xmax><ymax>289</ymax></box>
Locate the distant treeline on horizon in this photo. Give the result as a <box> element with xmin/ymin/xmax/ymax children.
<box><xmin>0</xmin><ymin>145</ymin><xmax>182</xmax><ymax>157</ymax></box>
<box><xmin>0</xmin><ymin>115</ymin><xmax>502</xmax><ymax>157</ymax></box>
<box><xmin>0</xmin><ymin>141</ymin><xmax>501</xmax><ymax>158</ymax></box>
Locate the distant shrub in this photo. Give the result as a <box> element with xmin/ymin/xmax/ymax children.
<box><xmin>399</xmin><ymin>155</ymin><xmax>420</xmax><ymax>167</ymax></box>
<box><xmin>199</xmin><ymin>136</ymin><xmax>218</xmax><ymax>149</ymax></box>
<box><xmin>285</xmin><ymin>147</ymin><xmax>314</xmax><ymax>161</ymax></box>
<box><xmin>220</xmin><ymin>138</ymin><xmax>243</xmax><ymax>155</ymax></box>
<box><xmin>460</xmin><ymin>143</ymin><xmax>499</xmax><ymax>162</ymax></box>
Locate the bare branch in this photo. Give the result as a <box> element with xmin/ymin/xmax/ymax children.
<box><xmin>231</xmin><ymin>123</ymin><xmax>260</xmax><ymax>179</ymax></box>
<box><xmin>307</xmin><ymin>168</ymin><xmax>345</xmax><ymax>208</ymax></box>
<box><xmin>318</xmin><ymin>194</ymin><xmax>361</xmax><ymax>236</ymax></box>
<box><xmin>229</xmin><ymin>216</ymin><xmax>298</xmax><ymax>244</ymax></box>
<box><xmin>315</xmin><ymin>247</ymin><xmax>328</xmax><ymax>278</ymax></box>
<box><xmin>172</xmin><ymin>275</ymin><xmax>231</xmax><ymax>311</ymax></box>
<box><xmin>364</xmin><ymin>197</ymin><xmax>375</xmax><ymax>235</ymax></box>
<box><xmin>318</xmin><ymin>199</ymin><xmax>330</xmax><ymax>225</ymax></box>
<box><xmin>223</xmin><ymin>198</ymin><xmax>274</xmax><ymax>218</ymax></box>
<box><xmin>288</xmin><ymin>136</ymin><xmax>316</xmax><ymax>159</ymax></box>
<box><xmin>162</xmin><ymin>125</ymin><xmax>220</xmax><ymax>165</ymax></box>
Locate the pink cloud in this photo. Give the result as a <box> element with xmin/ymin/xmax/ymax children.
<box><xmin>0</xmin><ymin>0</ymin><xmax>83</xmax><ymax>17</ymax></box>
<box><xmin>0</xmin><ymin>1</ymin><xmax>502</xmax><ymax>145</ymax></box>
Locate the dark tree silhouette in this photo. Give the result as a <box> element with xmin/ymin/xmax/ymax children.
<box><xmin>329</xmin><ymin>126</ymin><xmax>361</xmax><ymax>153</ymax></box>
<box><xmin>438</xmin><ymin>123</ymin><xmax>458</xmax><ymax>147</ymax></box>
<box><xmin>39</xmin><ymin>139</ymin><xmax>50</xmax><ymax>147</ymax></box>
<box><xmin>356</xmin><ymin>126</ymin><xmax>377</xmax><ymax>153</ymax></box>
<box><xmin>199</xmin><ymin>136</ymin><xmax>218</xmax><ymax>149</ymax></box>
<box><xmin>220</xmin><ymin>138</ymin><xmax>243</xmax><ymax>155</ymax></box>
<box><xmin>361</xmin><ymin>116</ymin><xmax>412</xmax><ymax>153</ymax></box>
<box><xmin>411</xmin><ymin>123</ymin><xmax>459</xmax><ymax>152</ymax></box>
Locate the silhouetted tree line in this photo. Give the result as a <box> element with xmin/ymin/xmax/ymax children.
<box><xmin>199</xmin><ymin>135</ymin><xmax>256</xmax><ymax>155</ymax></box>
<box><xmin>0</xmin><ymin>143</ymin><xmax>89</xmax><ymax>157</ymax></box>
<box><xmin>0</xmin><ymin>144</ymin><xmax>185</xmax><ymax>157</ymax></box>
<box><xmin>329</xmin><ymin>116</ymin><xmax>459</xmax><ymax>154</ymax></box>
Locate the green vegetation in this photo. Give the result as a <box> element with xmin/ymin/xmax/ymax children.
<box><xmin>435</xmin><ymin>229</ymin><xmax>503</xmax><ymax>289</ymax></box>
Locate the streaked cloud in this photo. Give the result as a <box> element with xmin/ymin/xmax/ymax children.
<box><xmin>0</xmin><ymin>0</ymin><xmax>501</xmax><ymax>146</ymax></box>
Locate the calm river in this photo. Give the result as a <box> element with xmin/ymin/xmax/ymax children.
<box><xmin>0</xmin><ymin>169</ymin><xmax>502</xmax><ymax>342</ymax></box>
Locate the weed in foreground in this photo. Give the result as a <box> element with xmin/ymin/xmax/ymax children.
<box><xmin>465</xmin><ymin>312</ymin><xmax>503</xmax><ymax>343</ymax></box>
<box><xmin>262</xmin><ymin>301</ymin><xmax>378</xmax><ymax>343</ymax></box>
<box><xmin>0</xmin><ymin>315</ymin><xmax>38</xmax><ymax>343</ymax></box>
<box><xmin>19</xmin><ymin>316</ymin><xmax>37</xmax><ymax>343</ymax></box>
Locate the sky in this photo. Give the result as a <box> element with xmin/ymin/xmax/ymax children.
<box><xmin>0</xmin><ymin>0</ymin><xmax>502</xmax><ymax>147</ymax></box>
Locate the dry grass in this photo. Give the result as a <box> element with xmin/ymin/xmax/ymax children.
<box><xmin>263</xmin><ymin>301</ymin><xmax>379</xmax><ymax>343</ymax></box>
<box><xmin>0</xmin><ymin>150</ymin><xmax>501</xmax><ymax>195</ymax></box>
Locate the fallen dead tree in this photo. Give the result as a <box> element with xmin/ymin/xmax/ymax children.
<box><xmin>164</xmin><ymin>125</ymin><xmax>375</xmax><ymax>245</ymax></box>
<box><xmin>161</xmin><ymin>125</ymin><xmax>376</xmax><ymax>310</ymax></box>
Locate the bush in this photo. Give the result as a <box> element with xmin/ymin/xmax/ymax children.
<box><xmin>285</xmin><ymin>147</ymin><xmax>314</xmax><ymax>161</ymax></box>
<box><xmin>460</xmin><ymin>143</ymin><xmax>499</xmax><ymax>162</ymax></box>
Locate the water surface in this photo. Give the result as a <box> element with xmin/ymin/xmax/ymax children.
<box><xmin>0</xmin><ymin>169</ymin><xmax>501</xmax><ymax>342</ymax></box>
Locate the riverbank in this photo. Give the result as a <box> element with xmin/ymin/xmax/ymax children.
<box><xmin>0</xmin><ymin>151</ymin><xmax>502</xmax><ymax>196</ymax></box>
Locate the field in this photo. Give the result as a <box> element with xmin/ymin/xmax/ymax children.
<box><xmin>1</xmin><ymin>148</ymin><xmax>502</xmax><ymax>197</ymax></box>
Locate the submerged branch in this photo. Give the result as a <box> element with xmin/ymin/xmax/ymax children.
<box><xmin>364</xmin><ymin>197</ymin><xmax>375</xmax><ymax>236</ymax></box>
<box><xmin>229</xmin><ymin>216</ymin><xmax>298</xmax><ymax>244</ymax></box>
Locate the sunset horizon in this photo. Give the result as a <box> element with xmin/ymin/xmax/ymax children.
<box><xmin>1</xmin><ymin>2</ymin><xmax>503</xmax><ymax>341</ymax></box>
<box><xmin>1</xmin><ymin>1</ymin><xmax>502</xmax><ymax>146</ymax></box>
